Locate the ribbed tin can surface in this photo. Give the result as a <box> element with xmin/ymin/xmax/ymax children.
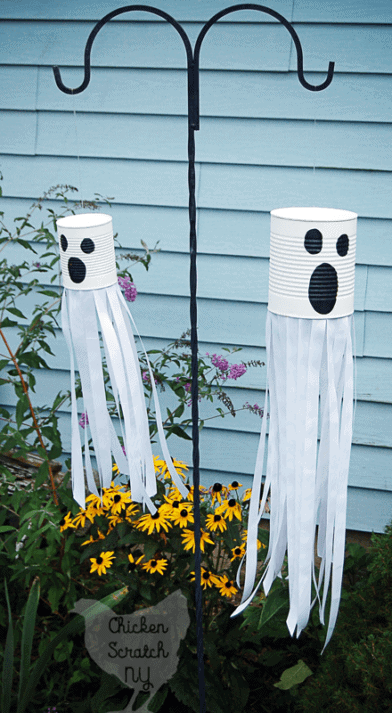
<box><xmin>268</xmin><ymin>207</ymin><xmax>357</xmax><ymax>319</ymax></box>
<box><xmin>57</xmin><ymin>213</ymin><xmax>117</xmax><ymax>290</ymax></box>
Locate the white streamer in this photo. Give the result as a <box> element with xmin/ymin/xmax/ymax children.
<box><xmin>231</xmin><ymin>311</ymin><xmax>354</xmax><ymax>652</ymax></box>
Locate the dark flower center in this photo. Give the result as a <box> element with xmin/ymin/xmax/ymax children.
<box><xmin>151</xmin><ymin>512</ymin><xmax>159</xmax><ymax>520</ymax></box>
<box><xmin>172</xmin><ymin>501</ymin><xmax>180</xmax><ymax>508</ymax></box>
<box><xmin>213</xmin><ymin>483</ymin><xmax>222</xmax><ymax>492</ymax></box>
<box><xmin>114</xmin><ymin>494</ymin><xmax>121</xmax><ymax>503</ymax></box>
<box><xmin>128</xmin><ymin>562</ymin><xmax>136</xmax><ymax>571</ymax></box>
<box><xmin>97</xmin><ymin>557</ymin><xmax>103</xmax><ymax>565</ymax></box>
<box><xmin>213</xmin><ymin>514</ymin><xmax>222</xmax><ymax>522</ymax></box>
<box><xmin>225</xmin><ymin>581</ymin><xmax>232</xmax><ymax>589</ymax></box>
<box><xmin>234</xmin><ymin>548</ymin><xmax>241</xmax><ymax>555</ymax></box>
<box><xmin>228</xmin><ymin>499</ymin><xmax>236</xmax><ymax>508</ymax></box>
<box><xmin>231</xmin><ymin>481</ymin><xmax>239</xmax><ymax>488</ymax></box>
<box><xmin>202</xmin><ymin>572</ymin><xmax>210</xmax><ymax>580</ymax></box>
<box><xmin>180</xmin><ymin>509</ymin><xmax>188</xmax><ymax>517</ymax></box>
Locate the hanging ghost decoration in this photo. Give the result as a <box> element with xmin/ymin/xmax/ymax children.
<box><xmin>231</xmin><ymin>207</ymin><xmax>357</xmax><ymax>653</ymax></box>
<box><xmin>57</xmin><ymin>212</ymin><xmax>188</xmax><ymax>512</ymax></box>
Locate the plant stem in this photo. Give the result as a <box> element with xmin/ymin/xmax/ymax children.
<box><xmin>0</xmin><ymin>326</ymin><xmax>59</xmax><ymax>507</ymax></box>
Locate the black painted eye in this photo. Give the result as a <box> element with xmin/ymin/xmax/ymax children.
<box><xmin>336</xmin><ymin>234</ymin><xmax>349</xmax><ymax>257</ymax></box>
<box><xmin>81</xmin><ymin>238</ymin><xmax>95</xmax><ymax>254</ymax></box>
<box><xmin>60</xmin><ymin>234</ymin><xmax>68</xmax><ymax>252</ymax></box>
<box><xmin>304</xmin><ymin>228</ymin><xmax>322</xmax><ymax>255</ymax></box>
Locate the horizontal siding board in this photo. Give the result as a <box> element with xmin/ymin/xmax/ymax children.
<box><xmin>0</xmin><ymin>1</ymin><xmax>295</xmax><ymax>23</ymax></box>
<box><xmin>0</xmin><ymin>262</ymin><xmax>368</xmax><ymax>352</ymax></box>
<box><xmin>198</xmin><ymin>164</ymin><xmax>392</xmax><ymax>218</ymax></box>
<box><xmin>27</xmin><ymin>111</ymin><xmax>392</xmax><ymax>172</ymax></box>
<box><xmin>1</xmin><ymin>198</ymin><xmax>392</xmax><ymax>267</ymax></box>
<box><xmin>293</xmin><ymin>0</ymin><xmax>392</xmax><ymax>24</ymax></box>
<box><xmin>0</xmin><ymin>111</ymin><xmax>36</xmax><ymax>154</ymax></box>
<box><xmin>1</xmin><ymin>155</ymin><xmax>391</xmax><ymax>219</ymax></box>
<box><xmin>0</xmin><ymin>235</ymin><xmax>369</xmax><ymax>310</ymax></box>
<box><xmin>0</xmin><ymin>67</ymin><xmax>38</xmax><ymax>110</ymax></box>
<box><xmin>2</xmin><ymin>362</ymin><xmax>391</xmax><ymax>468</ymax></box>
<box><xmin>3</xmin><ymin>21</ymin><xmax>391</xmax><ymax>75</ymax></box>
<box><xmin>0</xmin><ymin>21</ymin><xmax>292</xmax><ymax>71</ymax></box>
<box><xmin>364</xmin><ymin>312</ymin><xmax>392</xmax><ymax>358</ymax></box>
<box><xmin>2</xmin><ymin>21</ymin><xmax>391</xmax><ymax>74</ymax></box>
<box><xmin>1</xmin><ymin>320</ymin><xmax>390</xmax><ymax>401</ymax></box>
<box><xmin>0</xmin><ymin>0</ymin><xmax>391</xmax><ymax>537</ymax></box>
<box><xmin>365</xmin><ymin>266</ymin><xmax>392</xmax><ymax>312</ymax></box>
<box><xmin>32</xmin><ymin>67</ymin><xmax>392</xmax><ymax>123</ymax></box>
<box><xmin>0</xmin><ymin>0</ymin><xmax>390</xmax><ymax>25</ymax></box>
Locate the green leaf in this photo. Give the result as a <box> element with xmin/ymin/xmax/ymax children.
<box><xmin>18</xmin><ymin>576</ymin><xmax>41</xmax><ymax>708</ymax></box>
<box><xmin>167</xmin><ymin>425</ymin><xmax>192</xmax><ymax>441</ymax></box>
<box><xmin>1</xmin><ymin>578</ymin><xmax>14</xmax><ymax>713</ymax></box>
<box><xmin>36</xmin><ymin>289</ymin><xmax>60</xmax><ymax>298</ymax></box>
<box><xmin>0</xmin><ymin>526</ymin><xmax>17</xmax><ymax>534</ymax></box>
<box><xmin>16</xmin><ymin>239</ymin><xmax>37</xmax><ymax>253</ymax></box>
<box><xmin>35</xmin><ymin>460</ymin><xmax>49</xmax><ymax>489</ymax></box>
<box><xmin>147</xmin><ymin>684</ymin><xmax>169</xmax><ymax>712</ymax></box>
<box><xmin>6</xmin><ymin>307</ymin><xmax>26</xmax><ymax>320</ymax></box>
<box><xmin>144</xmin><ymin>541</ymin><xmax>159</xmax><ymax>560</ymax></box>
<box><xmin>273</xmin><ymin>659</ymin><xmax>313</xmax><ymax>690</ymax></box>
<box><xmin>15</xmin><ymin>393</ymin><xmax>29</xmax><ymax>429</ymax></box>
<box><xmin>17</xmin><ymin>585</ymin><xmax>130</xmax><ymax>713</ymax></box>
<box><xmin>258</xmin><ymin>581</ymin><xmax>289</xmax><ymax>632</ymax></box>
<box><xmin>0</xmin><ymin>317</ymin><xmax>18</xmax><ymax>329</ymax></box>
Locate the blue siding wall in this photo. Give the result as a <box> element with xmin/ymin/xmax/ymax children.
<box><xmin>0</xmin><ymin>0</ymin><xmax>391</xmax><ymax>533</ymax></box>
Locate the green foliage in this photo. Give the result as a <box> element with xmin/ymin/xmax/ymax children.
<box><xmin>292</xmin><ymin>524</ymin><xmax>392</xmax><ymax>713</ymax></box>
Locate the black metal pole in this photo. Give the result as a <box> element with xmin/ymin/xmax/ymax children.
<box><xmin>52</xmin><ymin>7</ymin><xmax>334</xmax><ymax>713</ymax></box>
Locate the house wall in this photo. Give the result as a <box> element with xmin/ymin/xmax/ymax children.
<box><xmin>0</xmin><ymin>0</ymin><xmax>391</xmax><ymax>533</ymax></box>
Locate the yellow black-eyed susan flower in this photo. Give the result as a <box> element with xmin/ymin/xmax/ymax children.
<box><xmin>135</xmin><ymin>507</ymin><xmax>173</xmax><ymax>535</ymax></box>
<box><xmin>106</xmin><ymin>512</ymin><xmax>124</xmax><ymax>532</ymax></box>
<box><xmin>190</xmin><ymin>567</ymin><xmax>220</xmax><ymax>590</ymax></box>
<box><xmin>141</xmin><ymin>557</ymin><xmax>168</xmax><ymax>575</ymax></box>
<box><xmin>59</xmin><ymin>512</ymin><xmax>77</xmax><ymax>533</ymax></box>
<box><xmin>181</xmin><ymin>528</ymin><xmax>214</xmax><ymax>553</ymax></box>
<box><xmin>216</xmin><ymin>498</ymin><xmax>242</xmax><ymax>522</ymax></box>
<box><xmin>128</xmin><ymin>551</ymin><xmax>145</xmax><ymax>571</ymax></box>
<box><xmin>242</xmin><ymin>488</ymin><xmax>252</xmax><ymax>503</ymax></box>
<box><xmin>214</xmin><ymin>575</ymin><xmax>238</xmax><ymax>598</ymax></box>
<box><xmin>81</xmin><ymin>529</ymin><xmax>106</xmax><ymax>546</ymax></box>
<box><xmin>241</xmin><ymin>530</ymin><xmax>264</xmax><ymax>550</ymax></box>
<box><xmin>72</xmin><ymin>507</ymin><xmax>96</xmax><ymax>529</ymax></box>
<box><xmin>84</xmin><ymin>493</ymin><xmax>105</xmax><ymax>516</ymax></box>
<box><xmin>169</xmin><ymin>505</ymin><xmax>194</xmax><ymax>528</ymax></box>
<box><xmin>154</xmin><ymin>456</ymin><xmax>189</xmax><ymax>483</ymax></box>
<box><xmin>209</xmin><ymin>482</ymin><xmax>229</xmax><ymax>506</ymax></box>
<box><xmin>107</xmin><ymin>490</ymin><xmax>132</xmax><ymax>515</ymax></box>
<box><xmin>205</xmin><ymin>512</ymin><xmax>227</xmax><ymax>534</ymax></box>
<box><xmin>228</xmin><ymin>480</ymin><xmax>243</xmax><ymax>492</ymax></box>
<box><xmin>230</xmin><ymin>544</ymin><xmax>246</xmax><ymax>561</ymax></box>
<box><xmin>160</xmin><ymin>494</ymin><xmax>183</xmax><ymax>514</ymax></box>
<box><xmin>89</xmin><ymin>551</ymin><xmax>115</xmax><ymax>576</ymax></box>
<box><xmin>124</xmin><ymin>502</ymin><xmax>141</xmax><ymax>524</ymax></box>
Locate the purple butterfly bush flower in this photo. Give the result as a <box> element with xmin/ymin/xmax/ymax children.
<box><xmin>118</xmin><ymin>275</ymin><xmax>137</xmax><ymax>302</ymax></box>
<box><xmin>79</xmin><ymin>412</ymin><xmax>89</xmax><ymax>429</ymax></box>
<box><xmin>228</xmin><ymin>363</ymin><xmax>247</xmax><ymax>380</ymax></box>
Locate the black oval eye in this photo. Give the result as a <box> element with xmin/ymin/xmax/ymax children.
<box><xmin>60</xmin><ymin>234</ymin><xmax>68</xmax><ymax>252</ymax></box>
<box><xmin>336</xmin><ymin>234</ymin><xmax>349</xmax><ymax>257</ymax></box>
<box><xmin>304</xmin><ymin>228</ymin><xmax>322</xmax><ymax>255</ymax></box>
<box><xmin>81</xmin><ymin>238</ymin><xmax>95</xmax><ymax>254</ymax></box>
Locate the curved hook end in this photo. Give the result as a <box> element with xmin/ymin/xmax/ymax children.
<box><xmin>299</xmin><ymin>60</ymin><xmax>335</xmax><ymax>92</ymax></box>
<box><xmin>52</xmin><ymin>65</ymin><xmax>89</xmax><ymax>95</ymax></box>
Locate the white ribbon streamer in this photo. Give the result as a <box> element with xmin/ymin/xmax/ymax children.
<box><xmin>231</xmin><ymin>310</ymin><xmax>354</xmax><ymax>653</ymax></box>
<box><xmin>61</xmin><ymin>282</ymin><xmax>188</xmax><ymax>514</ymax></box>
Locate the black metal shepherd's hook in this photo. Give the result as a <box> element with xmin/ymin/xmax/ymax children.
<box><xmin>52</xmin><ymin>6</ymin><xmax>334</xmax><ymax>713</ymax></box>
